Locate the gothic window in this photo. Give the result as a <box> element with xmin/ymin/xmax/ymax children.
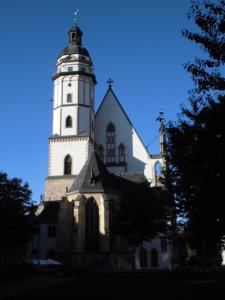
<box><xmin>67</xmin><ymin>93</ymin><xmax>72</xmax><ymax>103</ymax></box>
<box><xmin>47</xmin><ymin>225</ymin><xmax>56</xmax><ymax>238</ymax></box>
<box><xmin>64</xmin><ymin>155</ymin><xmax>72</xmax><ymax>175</ymax></box>
<box><xmin>150</xmin><ymin>248</ymin><xmax>159</xmax><ymax>267</ymax></box>
<box><xmin>118</xmin><ymin>143</ymin><xmax>125</xmax><ymax>163</ymax></box>
<box><xmin>140</xmin><ymin>246</ymin><xmax>148</xmax><ymax>269</ymax></box>
<box><xmin>66</xmin><ymin>116</ymin><xmax>72</xmax><ymax>128</ymax></box>
<box><xmin>85</xmin><ymin>198</ymin><xmax>99</xmax><ymax>251</ymax></box>
<box><xmin>98</xmin><ymin>144</ymin><xmax>104</xmax><ymax>161</ymax></box>
<box><xmin>106</xmin><ymin>122</ymin><xmax>116</xmax><ymax>163</ymax></box>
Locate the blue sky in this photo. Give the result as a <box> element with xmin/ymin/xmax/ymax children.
<box><xmin>0</xmin><ymin>0</ymin><xmax>202</xmax><ymax>203</ymax></box>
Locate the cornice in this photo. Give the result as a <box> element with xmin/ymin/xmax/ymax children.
<box><xmin>48</xmin><ymin>134</ymin><xmax>93</xmax><ymax>144</ymax></box>
<box><xmin>52</xmin><ymin>70</ymin><xmax>97</xmax><ymax>84</ymax></box>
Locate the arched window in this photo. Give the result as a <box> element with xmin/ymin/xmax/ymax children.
<box><xmin>66</xmin><ymin>116</ymin><xmax>72</xmax><ymax>128</ymax></box>
<box><xmin>150</xmin><ymin>248</ymin><xmax>159</xmax><ymax>267</ymax></box>
<box><xmin>106</xmin><ymin>122</ymin><xmax>116</xmax><ymax>163</ymax></box>
<box><xmin>85</xmin><ymin>198</ymin><xmax>99</xmax><ymax>251</ymax></box>
<box><xmin>98</xmin><ymin>144</ymin><xmax>104</xmax><ymax>161</ymax></box>
<box><xmin>140</xmin><ymin>246</ymin><xmax>148</xmax><ymax>269</ymax></box>
<box><xmin>118</xmin><ymin>144</ymin><xmax>125</xmax><ymax>163</ymax></box>
<box><xmin>64</xmin><ymin>155</ymin><xmax>72</xmax><ymax>175</ymax></box>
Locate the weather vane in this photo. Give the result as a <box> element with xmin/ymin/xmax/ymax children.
<box><xmin>73</xmin><ymin>9</ymin><xmax>79</xmax><ymax>24</ymax></box>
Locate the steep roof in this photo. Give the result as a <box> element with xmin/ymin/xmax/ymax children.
<box><xmin>115</xmin><ymin>172</ymin><xmax>147</xmax><ymax>184</ymax></box>
<box><xmin>37</xmin><ymin>201</ymin><xmax>60</xmax><ymax>224</ymax></box>
<box><xmin>69</xmin><ymin>151</ymin><xmax>117</xmax><ymax>193</ymax></box>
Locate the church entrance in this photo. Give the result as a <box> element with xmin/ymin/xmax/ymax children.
<box><xmin>85</xmin><ymin>198</ymin><xmax>99</xmax><ymax>251</ymax></box>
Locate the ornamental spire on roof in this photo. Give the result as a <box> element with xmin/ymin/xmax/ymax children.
<box><xmin>159</xmin><ymin>109</ymin><xmax>165</xmax><ymax>156</ymax></box>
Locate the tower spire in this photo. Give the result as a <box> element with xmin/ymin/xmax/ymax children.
<box><xmin>159</xmin><ymin>109</ymin><xmax>165</xmax><ymax>156</ymax></box>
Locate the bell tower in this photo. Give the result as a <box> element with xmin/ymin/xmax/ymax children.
<box><xmin>44</xmin><ymin>25</ymin><xmax>96</xmax><ymax>201</ymax></box>
<box><xmin>52</xmin><ymin>25</ymin><xmax>96</xmax><ymax>138</ymax></box>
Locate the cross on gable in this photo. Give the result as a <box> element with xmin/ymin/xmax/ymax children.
<box><xmin>107</xmin><ymin>78</ymin><xmax>114</xmax><ymax>88</ymax></box>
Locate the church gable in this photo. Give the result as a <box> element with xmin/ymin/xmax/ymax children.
<box><xmin>94</xmin><ymin>88</ymin><xmax>152</xmax><ymax>180</ymax></box>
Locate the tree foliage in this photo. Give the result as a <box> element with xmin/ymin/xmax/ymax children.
<box><xmin>165</xmin><ymin>0</ymin><xmax>225</xmax><ymax>266</ymax></box>
<box><xmin>0</xmin><ymin>172</ymin><xmax>37</xmax><ymax>257</ymax></box>
<box><xmin>183</xmin><ymin>0</ymin><xmax>225</xmax><ymax>101</ymax></box>
<box><xmin>112</xmin><ymin>181</ymin><xmax>167</xmax><ymax>246</ymax></box>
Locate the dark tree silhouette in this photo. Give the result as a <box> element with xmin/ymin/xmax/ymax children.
<box><xmin>0</xmin><ymin>172</ymin><xmax>36</xmax><ymax>261</ymax></box>
<box><xmin>165</xmin><ymin>0</ymin><xmax>225</xmax><ymax>267</ymax></box>
<box><xmin>113</xmin><ymin>181</ymin><xmax>167</xmax><ymax>247</ymax></box>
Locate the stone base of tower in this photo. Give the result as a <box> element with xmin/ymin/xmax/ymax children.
<box><xmin>44</xmin><ymin>175</ymin><xmax>76</xmax><ymax>201</ymax></box>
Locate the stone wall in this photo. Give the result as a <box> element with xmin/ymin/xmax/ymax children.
<box><xmin>44</xmin><ymin>176</ymin><xmax>76</xmax><ymax>201</ymax></box>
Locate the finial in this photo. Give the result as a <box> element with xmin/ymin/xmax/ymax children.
<box><xmin>73</xmin><ymin>9</ymin><xmax>79</xmax><ymax>24</ymax></box>
<box><xmin>107</xmin><ymin>78</ymin><xmax>114</xmax><ymax>88</ymax></box>
<box><xmin>159</xmin><ymin>109</ymin><xmax>165</xmax><ymax>156</ymax></box>
<box><xmin>159</xmin><ymin>109</ymin><xmax>164</xmax><ymax>128</ymax></box>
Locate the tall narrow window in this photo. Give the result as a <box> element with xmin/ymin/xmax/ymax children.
<box><xmin>140</xmin><ymin>247</ymin><xmax>148</xmax><ymax>269</ymax></box>
<box><xmin>66</xmin><ymin>116</ymin><xmax>72</xmax><ymax>128</ymax></box>
<box><xmin>150</xmin><ymin>248</ymin><xmax>159</xmax><ymax>267</ymax></box>
<box><xmin>85</xmin><ymin>198</ymin><xmax>99</xmax><ymax>251</ymax></box>
<box><xmin>118</xmin><ymin>144</ymin><xmax>125</xmax><ymax>163</ymax></box>
<box><xmin>106</xmin><ymin>122</ymin><xmax>116</xmax><ymax>163</ymax></box>
<box><xmin>98</xmin><ymin>144</ymin><xmax>104</xmax><ymax>161</ymax></box>
<box><xmin>67</xmin><ymin>93</ymin><xmax>72</xmax><ymax>103</ymax></box>
<box><xmin>64</xmin><ymin>155</ymin><xmax>72</xmax><ymax>175</ymax></box>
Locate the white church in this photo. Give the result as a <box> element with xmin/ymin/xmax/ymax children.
<box><xmin>30</xmin><ymin>25</ymin><xmax>172</xmax><ymax>269</ymax></box>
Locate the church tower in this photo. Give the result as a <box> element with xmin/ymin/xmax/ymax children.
<box><xmin>44</xmin><ymin>25</ymin><xmax>96</xmax><ymax>201</ymax></box>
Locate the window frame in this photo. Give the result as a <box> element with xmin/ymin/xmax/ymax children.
<box><xmin>106</xmin><ymin>122</ymin><xmax>116</xmax><ymax>164</ymax></box>
<box><xmin>65</xmin><ymin>116</ymin><xmax>72</xmax><ymax>128</ymax></box>
<box><xmin>67</xmin><ymin>93</ymin><xmax>72</xmax><ymax>103</ymax></box>
<box><xmin>64</xmin><ymin>155</ymin><xmax>72</xmax><ymax>175</ymax></box>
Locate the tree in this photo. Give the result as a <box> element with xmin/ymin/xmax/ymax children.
<box><xmin>112</xmin><ymin>180</ymin><xmax>167</xmax><ymax>247</ymax></box>
<box><xmin>165</xmin><ymin>0</ymin><xmax>225</xmax><ymax>267</ymax></box>
<box><xmin>0</xmin><ymin>172</ymin><xmax>37</xmax><ymax>261</ymax></box>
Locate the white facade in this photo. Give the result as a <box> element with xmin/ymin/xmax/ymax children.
<box><xmin>48</xmin><ymin>136</ymin><xmax>91</xmax><ymax>177</ymax></box>
<box><xmin>94</xmin><ymin>88</ymin><xmax>164</xmax><ymax>185</ymax></box>
<box><xmin>47</xmin><ymin>26</ymin><xmax>96</xmax><ymax>180</ymax></box>
<box><xmin>47</xmin><ymin>25</ymin><xmax>164</xmax><ymax>188</ymax></box>
<box><xmin>53</xmin><ymin>62</ymin><xmax>94</xmax><ymax>137</ymax></box>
